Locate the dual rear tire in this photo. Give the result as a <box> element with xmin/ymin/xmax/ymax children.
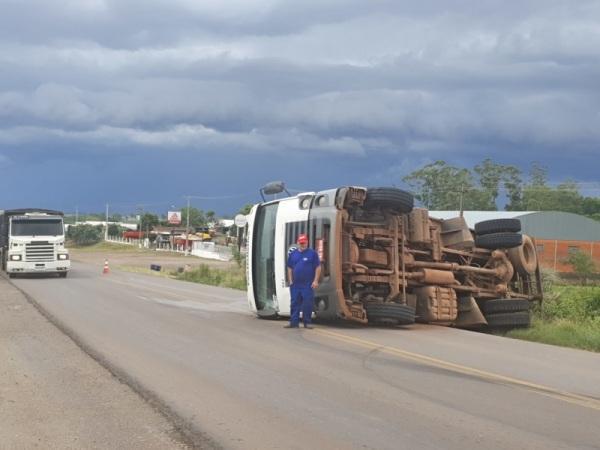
<box><xmin>474</xmin><ymin>219</ymin><xmax>523</xmax><ymax>249</ymax></box>
<box><xmin>474</xmin><ymin>218</ymin><xmax>521</xmax><ymax>235</ymax></box>
<box><xmin>365</xmin><ymin>303</ymin><xmax>416</xmax><ymax>326</ymax></box>
<box><xmin>481</xmin><ymin>299</ymin><xmax>531</xmax><ymax>330</ymax></box>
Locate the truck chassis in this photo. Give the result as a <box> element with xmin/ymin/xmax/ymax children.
<box><xmin>247</xmin><ymin>186</ymin><xmax>542</xmax><ymax>330</ymax></box>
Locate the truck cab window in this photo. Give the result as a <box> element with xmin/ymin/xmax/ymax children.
<box><xmin>252</xmin><ymin>203</ymin><xmax>278</xmax><ymax>310</ymax></box>
<box><xmin>12</xmin><ymin>219</ymin><xmax>63</xmax><ymax>236</ymax></box>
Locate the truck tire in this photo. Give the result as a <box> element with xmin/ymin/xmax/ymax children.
<box><xmin>485</xmin><ymin>311</ymin><xmax>531</xmax><ymax>329</ymax></box>
<box><xmin>365</xmin><ymin>303</ymin><xmax>415</xmax><ymax>326</ymax></box>
<box><xmin>508</xmin><ymin>235</ymin><xmax>538</xmax><ymax>275</ymax></box>
<box><xmin>475</xmin><ymin>232</ymin><xmax>522</xmax><ymax>249</ymax></box>
<box><xmin>475</xmin><ymin>218</ymin><xmax>521</xmax><ymax>235</ymax></box>
<box><xmin>59</xmin><ymin>272</ymin><xmax>68</xmax><ymax>278</ymax></box>
<box><xmin>482</xmin><ymin>299</ymin><xmax>530</xmax><ymax>315</ymax></box>
<box><xmin>364</xmin><ymin>188</ymin><xmax>414</xmax><ymax>213</ymax></box>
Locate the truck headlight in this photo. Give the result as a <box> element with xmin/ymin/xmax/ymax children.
<box><xmin>10</xmin><ymin>254</ymin><xmax>22</xmax><ymax>261</ymax></box>
<box><xmin>58</xmin><ymin>254</ymin><xmax>69</xmax><ymax>260</ymax></box>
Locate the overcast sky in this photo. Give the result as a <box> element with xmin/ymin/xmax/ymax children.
<box><xmin>1</xmin><ymin>0</ymin><xmax>599</xmax><ymax>215</ymax></box>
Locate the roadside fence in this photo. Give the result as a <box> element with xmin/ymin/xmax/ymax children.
<box><xmin>105</xmin><ymin>236</ymin><xmax>232</xmax><ymax>262</ymax></box>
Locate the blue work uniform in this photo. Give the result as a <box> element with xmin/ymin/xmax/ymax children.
<box><xmin>287</xmin><ymin>247</ymin><xmax>320</xmax><ymax>327</ymax></box>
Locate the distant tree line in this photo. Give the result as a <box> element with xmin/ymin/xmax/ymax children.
<box><xmin>65</xmin><ymin>207</ymin><xmax>218</xmax><ymax>231</ymax></box>
<box><xmin>403</xmin><ymin>159</ymin><xmax>600</xmax><ymax>221</ymax></box>
<box><xmin>136</xmin><ymin>207</ymin><xmax>217</xmax><ymax>231</ymax></box>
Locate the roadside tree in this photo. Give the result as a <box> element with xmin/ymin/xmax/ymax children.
<box><xmin>566</xmin><ymin>249</ymin><xmax>596</xmax><ymax>285</ymax></box>
<box><xmin>67</xmin><ymin>224</ymin><xmax>103</xmax><ymax>246</ymax></box>
<box><xmin>181</xmin><ymin>207</ymin><xmax>206</xmax><ymax>229</ymax></box>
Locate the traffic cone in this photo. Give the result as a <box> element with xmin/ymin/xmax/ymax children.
<box><xmin>103</xmin><ymin>259</ymin><xmax>110</xmax><ymax>274</ymax></box>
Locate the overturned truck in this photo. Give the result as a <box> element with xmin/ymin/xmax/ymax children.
<box><xmin>246</xmin><ymin>186</ymin><xmax>542</xmax><ymax>330</ymax></box>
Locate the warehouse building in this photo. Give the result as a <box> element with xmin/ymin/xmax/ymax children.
<box><xmin>430</xmin><ymin>211</ymin><xmax>600</xmax><ymax>272</ymax></box>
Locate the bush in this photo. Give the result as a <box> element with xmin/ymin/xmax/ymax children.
<box><xmin>67</xmin><ymin>224</ymin><xmax>103</xmax><ymax>246</ymax></box>
<box><xmin>540</xmin><ymin>268</ymin><xmax>560</xmax><ymax>292</ymax></box>
<box><xmin>541</xmin><ymin>286</ymin><xmax>600</xmax><ymax>322</ymax></box>
<box><xmin>565</xmin><ymin>249</ymin><xmax>596</xmax><ymax>285</ymax></box>
<box><xmin>107</xmin><ymin>223</ymin><xmax>122</xmax><ymax>237</ymax></box>
<box><xmin>509</xmin><ymin>285</ymin><xmax>600</xmax><ymax>352</ymax></box>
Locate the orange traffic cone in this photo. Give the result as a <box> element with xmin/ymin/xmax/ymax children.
<box><xmin>103</xmin><ymin>259</ymin><xmax>110</xmax><ymax>274</ymax></box>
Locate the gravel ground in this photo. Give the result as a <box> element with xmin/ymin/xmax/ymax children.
<box><xmin>0</xmin><ymin>275</ymin><xmax>190</xmax><ymax>449</ymax></box>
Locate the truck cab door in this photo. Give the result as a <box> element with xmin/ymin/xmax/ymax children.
<box><xmin>274</xmin><ymin>195</ymin><xmax>312</xmax><ymax>316</ymax></box>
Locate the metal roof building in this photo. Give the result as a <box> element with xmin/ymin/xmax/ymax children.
<box><xmin>429</xmin><ymin>211</ymin><xmax>600</xmax><ymax>242</ymax></box>
<box><xmin>429</xmin><ymin>210</ymin><xmax>600</xmax><ymax>272</ymax></box>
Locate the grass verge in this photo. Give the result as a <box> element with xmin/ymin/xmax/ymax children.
<box><xmin>507</xmin><ymin>318</ymin><xmax>600</xmax><ymax>352</ymax></box>
<box><xmin>69</xmin><ymin>241</ymin><xmax>158</xmax><ymax>253</ymax></box>
<box><xmin>173</xmin><ymin>264</ymin><xmax>246</xmax><ymax>290</ymax></box>
<box><xmin>506</xmin><ymin>284</ymin><xmax>600</xmax><ymax>352</ymax></box>
<box><xmin>116</xmin><ymin>265</ymin><xmax>175</xmax><ymax>279</ymax></box>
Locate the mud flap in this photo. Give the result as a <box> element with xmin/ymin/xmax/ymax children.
<box><xmin>454</xmin><ymin>296</ymin><xmax>487</xmax><ymax>328</ymax></box>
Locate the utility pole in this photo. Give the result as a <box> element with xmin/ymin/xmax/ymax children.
<box><xmin>185</xmin><ymin>196</ymin><xmax>191</xmax><ymax>256</ymax></box>
<box><xmin>105</xmin><ymin>203</ymin><xmax>109</xmax><ymax>241</ymax></box>
<box><xmin>183</xmin><ymin>194</ymin><xmax>207</xmax><ymax>256</ymax></box>
<box><xmin>137</xmin><ymin>205</ymin><xmax>143</xmax><ymax>249</ymax></box>
<box><xmin>75</xmin><ymin>206</ymin><xmax>78</xmax><ymax>224</ymax></box>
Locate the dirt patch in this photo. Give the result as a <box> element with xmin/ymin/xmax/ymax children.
<box><xmin>71</xmin><ymin>246</ymin><xmax>237</xmax><ymax>274</ymax></box>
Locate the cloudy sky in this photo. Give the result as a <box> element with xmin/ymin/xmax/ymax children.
<box><xmin>1</xmin><ymin>0</ymin><xmax>599</xmax><ymax>215</ymax></box>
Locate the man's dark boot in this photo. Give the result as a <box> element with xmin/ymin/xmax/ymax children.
<box><xmin>303</xmin><ymin>324</ymin><xmax>314</xmax><ymax>329</ymax></box>
<box><xmin>284</xmin><ymin>324</ymin><xmax>299</xmax><ymax>329</ymax></box>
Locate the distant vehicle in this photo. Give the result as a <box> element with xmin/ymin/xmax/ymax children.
<box><xmin>246</xmin><ymin>186</ymin><xmax>542</xmax><ymax>330</ymax></box>
<box><xmin>0</xmin><ymin>209</ymin><xmax>70</xmax><ymax>278</ymax></box>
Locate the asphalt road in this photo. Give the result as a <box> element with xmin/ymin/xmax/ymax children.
<box><xmin>11</xmin><ymin>262</ymin><xmax>600</xmax><ymax>450</ymax></box>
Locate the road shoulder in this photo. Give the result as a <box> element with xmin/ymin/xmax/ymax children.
<box><xmin>0</xmin><ymin>276</ymin><xmax>188</xmax><ymax>449</ymax></box>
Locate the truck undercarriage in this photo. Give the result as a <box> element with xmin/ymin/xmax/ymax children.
<box><xmin>336</xmin><ymin>187</ymin><xmax>542</xmax><ymax>329</ymax></box>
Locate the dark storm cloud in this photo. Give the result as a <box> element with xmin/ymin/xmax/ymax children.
<box><xmin>1</xmin><ymin>0</ymin><xmax>600</xmax><ymax>212</ymax></box>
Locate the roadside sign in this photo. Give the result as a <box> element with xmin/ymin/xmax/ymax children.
<box><xmin>168</xmin><ymin>211</ymin><xmax>182</xmax><ymax>225</ymax></box>
<box><xmin>234</xmin><ymin>214</ymin><xmax>247</xmax><ymax>228</ymax></box>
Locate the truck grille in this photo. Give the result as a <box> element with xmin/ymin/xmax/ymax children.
<box><xmin>25</xmin><ymin>241</ymin><xmax>55</xmax><ymax>262</ymax></box>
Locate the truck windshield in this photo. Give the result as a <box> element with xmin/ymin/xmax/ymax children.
<box><xmin>11</xmin><ymin>219</ymin><xmax>64</xmax><ymax>236</ymax></box>
<box><xmin>252</xmin><ymin>203</ymin><xmax>278</xmax><ymax>311</ymax></box>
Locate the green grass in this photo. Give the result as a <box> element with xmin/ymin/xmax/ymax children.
<box><xmin>69</xmin><ymin>241</ymin><xmax>150</xmax><ymax>252</ymax></box>
<box><xmin>508</xmin><ymin>318</ymin><xmax>600</xmax><ymax>352</ymax></box>
<box><xmin>116</xmin><ymin>265</ymin><xmax>175</xmax><ymax>278</ymax></box>
<box><xmin>173</xmin><ymin>264</ymin><xmax>246</xmax><ymax>290</ymax></box>
<box><xmin>506</xmin><ymin>284</ymin><xmax>600</xmax><ymax>352</ymax></box>
<box><xmin>539</xmin><ymin>285</ymin><xmax>600</xmax><ymax>322</ymax></box>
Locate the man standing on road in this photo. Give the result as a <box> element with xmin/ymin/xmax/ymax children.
<box><xmin>285</xmin><ymin>234</ymin><xmax>321</xmax><ymax>329</ymax></box>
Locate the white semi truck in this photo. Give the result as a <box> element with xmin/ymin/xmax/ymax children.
<box><xmin>0</xmin><ymin>209</ymin><xmax>70</xmax><ymax>278</ymax></box>
<box><xmin>246</xmin><ymin>185</ymin><xmax>542</xmax><ymax>330</ymax></box>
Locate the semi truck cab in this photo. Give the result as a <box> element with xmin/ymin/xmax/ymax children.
<box><xmin>0</xmin><ymin>209</ymin><xmax>70</xmax><ymax>278</ymax></box>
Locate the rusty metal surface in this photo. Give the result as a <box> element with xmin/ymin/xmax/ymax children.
<box><xmin>332</xmin><ymin>187</ymin><xmax>542</xmax><ymax>328</ymax></box>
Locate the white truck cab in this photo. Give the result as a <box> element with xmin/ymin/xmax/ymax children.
<box><xmin>0</xmin><ymin>209</ymin><xmax>70</xmax><ymax>278</ymax></box>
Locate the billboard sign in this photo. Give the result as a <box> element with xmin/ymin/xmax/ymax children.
<box><xmin>168</xmin><ymin>211</ymin><xmax>182</xmax><ymax>225</ymax></box>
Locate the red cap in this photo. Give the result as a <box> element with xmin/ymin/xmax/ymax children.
<box><xmin>297</xmin><ymin>234</ymin><xmax>308</xmax><ymax>244</ymax></box>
